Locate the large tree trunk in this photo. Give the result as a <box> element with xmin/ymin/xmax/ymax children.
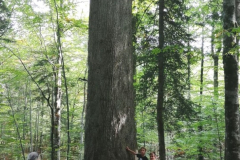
<box><xmin>85</xmin><ymin>0</ymin><xmax>136</xmax><ymax>160</ymax></box>
<box><xmin>157</xmin><ymin>0</ymin><xmax>166</xmax><ymax>160</ymax></box>
<box><xmin>223</xmin><ymin>0</ymin><xmax>240</xmax><ymax>159</ymax></box>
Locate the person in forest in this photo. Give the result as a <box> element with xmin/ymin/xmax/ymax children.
<box><xmin>126</xmin><ymin>146</ymin><xmax>148</xmax><ymax>160</ymax></box>
<box><xmin>27</xmin><ymin>152</ymin><xmax>39</xmax><ymax>160</ymax></box>
<box><xmin>149</xmin><ymin>152</ymin><xmax>157</xmax><ymax>160</ymax></box>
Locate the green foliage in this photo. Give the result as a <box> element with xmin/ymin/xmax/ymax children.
<box><xmin>0</xmin><ymin>0</ymin><xmax>11</xmax><ymax>37</ymax></box>
<box><xmin>0</xmin><ymin>0</ymin><xmax>88</xmax><ymax>159</ymax></box>
<box><xmin>133</xmin><ymin>0</ymin><xmax>226</xmax><ymax>159</ymax></box>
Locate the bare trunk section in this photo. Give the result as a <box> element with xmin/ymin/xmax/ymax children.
<box><xmin>53</xmin><ymin>27</ymin><xmax>63</xmax><ymax>160</ymax></box>
<box><xmin>211</xmin><ymin>24</ymin><xmax>222</xmax><ymax>160</ymax></box>
<box><xmin>79</xmin><ymin>69</ymin><xmax>87</xmax><ymax>160</ymax></box>
<box><xmin>198</xmin><ymin>26</ymin><xmax>204</xmax><ymax>160</ymax></box>
<box><xmin>223</xmin><ymin>0</ymin><xmax>240</xmax><ymax>159</ymax></box>
<box><xmin>211</xmin><ymin>25</ymin><xmax>220</xmax><ymax>100</ymax></box>
<box><xmin>157</xmin><ymin>0</ymin><xmax>166</xmax><ymax>160</ymax></box>
<box><xmin>23</xmin><ymin>81</ymin><xmax>28</xmax><ymax>141</ymax></box>
<box><xmin>85</xmin><ymin>1</ymin><xmax>136</xmax><ymax>160</ymax></box>
<box><xmin>52</xmin><ymin>0</ymin><xmax>64</xmax><ymax>159</ymax></box>
<box><xmin>29</xmin><ymin>82</ymin><xmax>33</xmax><ymax>152</ymax></box>
<box><xmin>235</xmin><ymin>0</ymin><xmax>240</xmax><ymax>135</ymax></box>
<box><xmin>187</xmin><ymin>40</ymin><xmax>191</xmax><ymax>100</ymax></box>
<box><xmin>62</xmin><ymin>39</ymin><xmax>70</xmax><ymax>160</ymax></box>
<box><xmin>35</xmin><ymin>103</ymin><xmax>40</xmax><ymax>152</ymax></box>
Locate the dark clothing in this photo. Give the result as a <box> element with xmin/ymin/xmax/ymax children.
<box><xmin>27</xmin><ymin>152</ymin><xmax>38</xmax><ymax>160</ymax></box>
<box><xmin>136</xmin><ymin>154</ymin><xmax>148</xmax><ymax>160</ymax></box>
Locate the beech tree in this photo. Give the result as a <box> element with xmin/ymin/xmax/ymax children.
<box><xmin>84</xmin><ymin>0</ymin><xmax>137</xmax><ymax>160</ymax></box>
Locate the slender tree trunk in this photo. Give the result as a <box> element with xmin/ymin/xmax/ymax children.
<box><xmin>80</xmin><ymin>73</ymin><xmax>87</xmax><ymax>160</ymax></box>
<box><xmin>187</xmin><ymin>40</ymin><xmax>191</xmax><ymax>100</ymax></box>
<box><xmin>187</xmin><ymin>23</ymin><xmax>191</xmax><ymax>100</ymax></box>
<box><xmin>52</xmin><ymin>0</ymin><xmax>64</xmax><ymax>159</ymax></box>
<box><xmin>85</xmin><ymin>0</ymin><xmax>136</xmax><ymax>159</ymax></box>
<box><xmin>35</xmin><ymin>103</ymin><xmax>40</xmax><ymax>151</ymax></box>
<box><xmin>213</xmin><ymin>106</ymin><xmax>223</xmax><ymax>160</ymax></box>
<box><xmin>53</xmin><ymin>61</ymin><xmax>62</xmax><ymax>160</ymax></box>
<box><xmin>29</xmin><ymin>82</ymin><xmax>33</xmax><ymax>152</ymax></box>
<box><xmin>157</xmin><ymin>0</ymin><xmax>166</xmax><ymax>160</ymax></box>
<box><xmin>23</xmin><ymin>81</ymin><xmax>28</xmax><ymax>141</ymax></box>
<box><xmin>39</xmin><ymin>100</ymin><xmax>44</xmax><ymax>157</ymax></box>
<box><xmin>223</xmin><ymin>0</ymin><xmax>240</xmax><ymax>159</ymax></box>
<box><xmin>50</xmin><ymin>84</ymin><xmax>55</xmax><ymax>160</ymax></box>
<box><xmin>236</xmin><ymin>0</ymin><xmax>240</xmax><ymax>138</ymax></box>
<box><xmin>211</xmin><ymin>24</ymin><xmax>222</xmax><ymax>160</ymax></box>
<box><xmin>198</xmin><ymin>26</ymin><xmax>204</xmax><ymax>160</ymax></box>
<box><xmin>212</xmin><ymin>30</ymin><xmax>219</xmax><ymax>100</ymax></box>
<box><xmin>62</xmin><ymin>42</ymin><xmax>70</xmax><ymax>160</ymax></box>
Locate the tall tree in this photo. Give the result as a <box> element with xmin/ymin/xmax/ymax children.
<box><xmin>157</xmin><ymin>0</ymin><xmax>166</xmax><ymax>159</ymax></box>
<box><xmin>222</xmin><ymin>0</ymin><xmax>240</xmax><ymax>159</ymax></box>
<box><xmin>84</xmin><ymin>0</ymin><xmax>137</xmax><ymax>160</ymax></box>
<box><xmin>52</xmin><ymin>0</ymin><xmax>63</xmax><ymax>159</ymax></box>
<box><xmin>198</xmin><ymin>24</ymin><xmax>204</xmax><ymax>160</ymax></box>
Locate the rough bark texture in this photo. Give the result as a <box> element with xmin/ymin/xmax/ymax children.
<box><xmin>85</xmin><ymin>1</ymin><xmax>136</xmax><ymax>160</ymax></box>
<box><xmin>223</xmin><ymin>0</ymin><xmax>240</xmax><ymax>159</ymax></box>
<box><xmin>157</xmin><ymin>0</ymin><xmax>166</xmax><ymax>160</ymax></box>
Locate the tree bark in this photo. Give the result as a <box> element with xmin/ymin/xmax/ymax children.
<box><xmin>187</xmin><ymin>39</ymin><xmax>191</xmax><ymax>100</ymax></box>
<box><xmin>211</xmin><ymin>24</ymin><xmax>223</xmax><ymax>160</ymax></box>
<box><xmin>157</xmin><ymin>0</ymin><xmax>166</xmax><ymax>160</ymax></box>
<box><xmin>85</xmin><ymin>0</ymin><xmax>136</xmax><ymax>160</ymax></box>
<box><xmin>198</xmin><ymin>26</ymin><xmax>204</xmax><ymax>160</ymax></box>
<box><xmin>211</xmin><ymin>25</ymin><xmax>220</xmax><ymax>100</ymax></box>
<box><xmin>236</xmin><ymin>0</ymin><xmax>240</xmax><ymax>139</ymax></box>
<box><xmin>79</xmin><ymin>69</ymin><xmax>87</xmax><ymax>160</ymax></box>
<box><xmin>29</xmin><ymin>82</ymin><xmax>33</xmax><ymax>152</ymax></box>
<box><xmin>223</xmin><ymin>0</ymin><xmax>240</xmax><ymax>159</ymax></box>
<box><xmin>52</xmin><ymin>0</ymin><xmax>64</xmax><ymax>159</ymax></box>
<box><xmin>62</xmin><ymin>42</ymin><xmax>70</xmax><ymax>160</ymax></box>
